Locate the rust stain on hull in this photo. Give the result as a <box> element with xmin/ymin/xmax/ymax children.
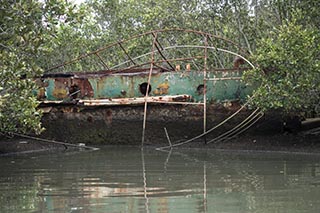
<box><xmin>153</xmin><ymin>82</ymin><xmax>170</xmax><ymax>95</ymax></box>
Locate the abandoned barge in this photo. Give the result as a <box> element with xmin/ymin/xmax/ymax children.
<box><xmin>35</xmin><ymin>29</ymin><xmax>276</xmax><ymax>145</ymax></box>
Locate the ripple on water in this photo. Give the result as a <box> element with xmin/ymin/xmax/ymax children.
<box><xmin>1</xmin><ymin>147</ymin><xmax>320</xmax><ymax>212</ymax></box>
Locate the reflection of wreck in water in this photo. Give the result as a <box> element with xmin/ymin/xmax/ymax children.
<box><xmin>30</xmin><ymin>148</ymin><xmax>320</xmax><ymax>212</ymax></box>
<box><xmin>36</xmin><ymin>29</ymin><xmax>271</xmax><ymax>145</ymax></box>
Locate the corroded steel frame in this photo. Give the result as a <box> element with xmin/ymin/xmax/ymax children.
<box><xmin>46</xmin><ymin>28</ymin><xmax>253</xmax><ymax>73</ymax></box>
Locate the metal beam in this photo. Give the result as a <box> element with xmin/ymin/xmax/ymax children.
<box><xmin>152</xmin><ymin>33</ymin><xmax>175</xmax><ymax>71</ymax></box>
<box><xmin>95</xmin><ymin>52</ymin><xmax>110</xmax><ymax>71</ymax></box>
<box><xmin>118</xmin><ymin>41</ymin><xmax>136</xmax><ymax>66</ymax></box>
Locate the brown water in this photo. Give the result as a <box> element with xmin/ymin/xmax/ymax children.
<box><xmin>1</xmin><ymin>147</ymin><xmax>320</xmax><ymax>212</ymax></box>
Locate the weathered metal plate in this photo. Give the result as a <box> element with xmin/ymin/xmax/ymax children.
<box><xmin>36</xmin><ymin>68</ymin><xmax>250</xmax><ymax>105</ymax></box>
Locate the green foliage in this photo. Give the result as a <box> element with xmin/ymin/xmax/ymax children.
<box><xmin>39</xmin><ymin>0</ymin><xmax>320</xmax><ymax>73</ymax></box>
<box><xmin>244</xmin><ymin>20</ymin><xmax>320</xmax><ymax>115</ymax></box>
<box><xmin>1</xmin><ymin>0</ymin><xmax>320</xmax><ymax>134</ymax></box>
<box><xmin>0</xmin><ymin>0</ymin><xmax>82</xmax><ymax>134</ymax></box>
<box><xmin>1</xmin><ymin>1</ymin><xmax>44</xmax><ymax>134</ymax></box>
<box><xmin>41</xmin><ymin>0</ymin><xmax>257</xmax><ymax>72</ymax></box>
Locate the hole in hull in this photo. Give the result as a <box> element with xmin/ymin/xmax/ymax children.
<box><xmin>139</xmin><ymin>82</ymin><xmax>152</xmax><ymax>95</ymax></box>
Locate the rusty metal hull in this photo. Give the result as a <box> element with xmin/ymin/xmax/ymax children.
<box><xmin>36</xmin><ymin>68</ymin><xmax>251</xmax><ymax>107</ymax></box>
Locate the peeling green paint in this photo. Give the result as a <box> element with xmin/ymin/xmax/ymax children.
<box><xmin>38</xmin><ymin>69</ymin><xmax>251</xmax><ymax>103</ymax></box>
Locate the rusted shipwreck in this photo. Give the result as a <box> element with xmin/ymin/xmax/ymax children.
<box><xmin>36</xmin><ymin>29</ymin><xmax>268</xmax><ymax>145</ymax></box>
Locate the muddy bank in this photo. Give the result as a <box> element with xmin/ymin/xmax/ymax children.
<box><xmin>192</xmin><ymin>133</ymin><xmax>320</xmax><ymax>153</ymax></box>
<box><xmin>0</xmin><ymin>138</ymin><xmax>66</xmax><ymax>156</ymax></box>
<box><xmin>0</xmin><ymin>132</ymin><xmax>318</xmax><ymax>156</ymax></box>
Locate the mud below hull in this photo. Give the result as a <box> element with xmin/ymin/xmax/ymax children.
<box><xmin>0</xmin><ymin>132</ymin><xmax>319</xmax><ymax>156</ymax></box>
<box><xmin>38</xmin><ymin>104</ymin><xmax>285</xmax><ymax>145</ymax></box>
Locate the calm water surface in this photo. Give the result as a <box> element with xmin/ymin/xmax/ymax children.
<box><xmin>1</xmin><ymin>146</ymin><xmax>320</xmax><ymax>212</ymax></box>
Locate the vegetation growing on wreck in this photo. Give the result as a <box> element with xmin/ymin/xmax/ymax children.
<box><xmin>244</xmin><ymin>17</ymin><xmax>320</xmax><ymax>116</ymax></box>
<box><xmin>1</xmin><ymin>0</ymin><xmax>319</xmax><ymax>134</ymax></box>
